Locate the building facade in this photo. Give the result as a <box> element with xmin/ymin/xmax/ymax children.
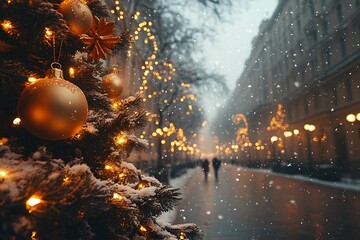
<box><xmin>224</xmin><ymin>0</ymin><xmax>360</xmax><ymax>175</ymax></box>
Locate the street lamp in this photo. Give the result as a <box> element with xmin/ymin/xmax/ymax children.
<box><xmin>270</xmin><ymin>135</ymin><xmax>278</xmax><ymax>162</ymax></box>
<box><xmin>283</xmin><ymin>131</ymin><xmax>293</xmax><ymax>159</ymax></box>
<box><xmin>304</xmin><ymin>124</ymin><xmax>316</xmax><ymax>168</ymax></box>
<box><xmin>346</xmin><ymin>113</ymin><xmax>360</xmax><ymax>123</ymax></box>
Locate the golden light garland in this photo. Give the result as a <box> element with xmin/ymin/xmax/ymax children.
<box><xmin>109</xmin><ymin>3</ymin><xmax>204</xmax><ymax>156</ymax></box>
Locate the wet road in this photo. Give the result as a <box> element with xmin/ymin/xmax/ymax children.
<box><xmin>173</xmin><ymin>165</ymin><xmax>360</xmax><ymax>240</ymax></box>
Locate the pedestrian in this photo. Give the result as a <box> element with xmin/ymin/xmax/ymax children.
<box><xmin>212</xmin><ymin>157</ymin><xmax>221</xmax><ymax>181</ymax></box>
<box><xmin>201</xmin><ymin>159</ymin><xmax>210</xmax><ymax>181</ymax></box>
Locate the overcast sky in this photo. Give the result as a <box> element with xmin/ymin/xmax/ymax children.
<box><xmin>200</xmin><ymin>0</ymin><xmax>278</xmax><ymax>120</ymax></box>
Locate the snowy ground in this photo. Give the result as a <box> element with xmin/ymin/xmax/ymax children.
<box><xmin>241</xmin><ymin>165</ymin><xmax>360</xmax><ymax>192</ymax></box>
<box><xmin>158</xmin><ymin>167</ymin><xmax>198</xmax><ymax>223</ymax></box>
<box><xmin>158</xmin><ymin>164</ymin><xmax>360</xmax><ymax>224</ymax></box>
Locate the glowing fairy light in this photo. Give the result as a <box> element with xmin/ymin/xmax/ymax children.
<box><xmin>0</xmin><ymin>137</ymin><xmax>8</xmax><ymax>145</ymax></box>
<box><xmin>115</xmin><ymin>134</ymin><xmax>128</xmax><ymax>145</ymax></box>
<box><xmin>113</xmin><ymin>193</ymin><xmax>123</xmax><ymax>200</ymax></box>
<box><xmin>28</xmin><ymin>76</ymin><xmax>37</xmax><ymax>83</ymax></box>
<box><xmin>26</xmin><ymin>196</ymin><xmax>42</xmax><ymax>212</ymax></box>
<box><xmin>44</xmin><ymin>27</ymin><xmax>53</xmax><ymax>39</ymax></box>
<box><xmin>105</xmin><ymin>165</ymin><xmax>113</xmax><ymax>171</ymax></box>
<box><xmin>69</xmin><ymin>67</ymin><xmax>75</xmax><ymax>78</ymax></box>
<box><xmin>0</xmin><ymin>170</ymin><xmax>7</xmax><ymax>177</ymax></box>
<box><xmin>140</xmin><ymin>226</ymin><xmax>147</xmax><ymax>232</ymax></box>
<box><xmin>1</xmin><ymin>20</ymin><xmax>13</xmax><ymax>32</ymax></box>
<box><xmin>13</xmin><ymin>118</ymin><xmax>21</xmax><ymax>125</ymax></box>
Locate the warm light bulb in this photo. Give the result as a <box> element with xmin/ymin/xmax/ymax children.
<box><xmin>28</xmin><ymin>76</ymin><xmax>37</xmax><ymax>83</ymax></box>
<box><xmin>13</xmin><ymin>118</ymin><xmax>21</xmax><ymax>125</ymax></box>
<box><xmin>0</xmin><ymin>170</ymin><xmax>7</xmax><ymax>177</ymax></box>
<box><xmin>1</xmin><ymin>20</ymin><xmax>13</xmax><ymax>31</ymax></box>
<box><xmin>0</xmin><ymin>137</ymin><xmax>8</xmax><ymax>145</ymax></box>
<box><xmin>26</xmin><ymin>196</ymin><xmax>42</xmax><ymax>207</ymax></box>
<box><xmin>105</xmin><ymin>165</ymin><xmax>113</xmax><ymax>171</ymax></box>
<box><xmin>284</xmin><ymin>131</ymin><xmax>293</xmax><ymax>137</ymax></box>
<box><xmin>140</xmin><ymin>226</ymin><xmax>147</xmax><ymax>232</ymax></box>
<box><xmin>270</xmin><ymin>136</ymin><xmax>278</xmax><ymax>143</ymax></box>
<box><xmin>113</xmin><ymin>193</ymin><xmax>123</xmax><ymax>200</ymax></box>
<box><xmin>69</xmin><ymin>67</ymin><xmax>75</xmax><ymax>78</ymax></box>
<box><xmin>116</xmin><ymin>135</ymin><xmax>128</xmax><ymax>145</ymax></box>
<box><xmin>44</xmin><ymin>27</ymin><xmax>53</xmax><ymax>39</ymax></box>
<box><xmin>346</xmin><ymin>114</ymin><xmax>356</xmax><ymax>123</ymax></box>
<box><xmin>293</xmin><ymin>129</ymin><xmax>299</xmax><ymax>135</ymax></box>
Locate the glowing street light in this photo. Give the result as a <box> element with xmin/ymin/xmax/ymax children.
<box><xmin>304</xmin><ymin>124</ymin><xmax>316</xmax><ymax>167</ymax></box>
<box><xmin>270</xmin><ymin>136</ymin><xmax>278</xmax><ymax>143</ymax></box>
<box><xmin>346</xmin><ymin>113</ymin><xmax>360</xmax><ymax>123</ymax></box>
<box><xmin>284</xmin><ymin>131</ymin><xmax>293</xmax><ymax>138</ymax></box>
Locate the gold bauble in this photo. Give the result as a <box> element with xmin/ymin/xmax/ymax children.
<box><xmin>102</xmin><ymin>67</ymin><xmax>124</xmax><ymax>100</ymax></box>
<box><xmin>59</xmin><ymin>0</ymin><xmax>93</xmax><ymax>35</ymax></box>
<box><xmin>17</xmin><ymin>67</ymin><xmax>88</xmax><ymax>140</ymax></box>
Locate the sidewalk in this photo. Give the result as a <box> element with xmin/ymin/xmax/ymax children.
<box><xmin>160</xmin><ymin>164</ymin><xmax>360</xmax><ymax>240</ymax></box>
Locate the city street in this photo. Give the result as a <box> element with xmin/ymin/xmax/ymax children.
<box><xmin>173</xmin><ymin>165</ymin><xmax>360</xmax><ymax>240</ymax></box>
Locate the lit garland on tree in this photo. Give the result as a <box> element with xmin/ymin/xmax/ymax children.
<box><xmin>0</xmin><ymin>1</ymin><xmax>201</xmax><ymax>239</ymax></box>
<box><xmin>112</xmin><ymin>8</ymin><xmax>204</xmax><ymax>158</ymax></box>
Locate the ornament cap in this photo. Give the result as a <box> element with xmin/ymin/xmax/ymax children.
<box><xmin>110</xmin><ymin>67</ymin><xmax>121</xmax><ymax>74</ymax></box>
<box><xmin>46</xmin><ymin>63</ymin><xmax>64</xmax><ymax>79</ymax></box>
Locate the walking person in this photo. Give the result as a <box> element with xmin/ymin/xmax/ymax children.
<box><xmin>212</xmin><ymin>157</ymin><xmax>221</xmax><ymax>181</ymax></box>
<box><xmin>201</xmin><ymin>159</ymin><xmax>210</xmax><ymax>181</ymax></box>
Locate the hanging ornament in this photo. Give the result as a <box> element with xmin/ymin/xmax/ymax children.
<box><xmin>81</xmin><ymin>16</ymin><xmax>121</xmax><ymax>62</ymax></box>
<box><xmin>59</xmin><ymin>0</ymin><xmax>93</xmax><ymax>35</ymax></box>
<box><xmin>102</xmin><ymin>67</ymin><xmax>124</xmax><ymax>100</ymax></box>
<box><xmin>17</xmin><ymin>63</ymin><xmax>88</xmax><ymax>140</ymax></box>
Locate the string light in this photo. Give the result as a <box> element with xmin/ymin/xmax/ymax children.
<box><xmin>31</xmin><ymin>231</ymin><xmax>38</xmax><ymax>240</ymax></box>
<box><xmin>179</xmin><ymin>231</ymin><xmax>186</xmax><ymax>240</ymax></box>
<box><xmin>1</xmin><ymin>20</ymin><xmax>14</xmax><ymax>33</ymax></box>
<box><xmin>28</xmin><ymin>76</ymin><xmax>37</xmax><ymax>83</ymax></box>
<box><xmin>115</xmin><ymin>134</ymin><xmax>128</xmax><ymax>145</ymax></box>
<box><xmin>26</xmin><ymin>196</ymin><xmax>42</xmax><ymax>212</ymax></box>
<box><xmin>140</xmin><ymin>225</ymin><xmax>147</xmax><ymax>232</ymax></box>
<box><xmin>13</xmin><ymin>118</ymin><xmax>21</xmax><ymax>125</ymax></box>
<box><xmin>105</xmin><ymin>165</ymin><xmax>114</xmax><ymax>171</ymax></box>
<box><xmin>0</xmin><ymin>170</ymin><xmax>7</xmax><ymax>177</ymax></box>
<box><xmin>0</xmin><ymin>137</ymin><xmax>8</xmax><ymax>145</ymax></box>
<box><xmin>44</xmin><ymin>27</ymin><xmax>53</xmax><ymax>40</ymax></box>
<box><xmin>69</xmin><ymin>67</ymin><xmax>75</xmax><ymax>78</ymax></box>
<box><xmin>113</xmin><ymin>193</ymin><xmax>123</xmax><ymax>200</ymax></box>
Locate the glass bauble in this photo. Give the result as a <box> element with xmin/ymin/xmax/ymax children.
<box><xmin>17</xmin><ymin>67</ymin><xmax>88</xmax><ymax>140</ymax></box>
<box><xmin>59</xmin><ymin>0</ymin><xmax>93</xmax><ymax>35</ymax></box>
<box><xmin>102</xmin><ymin>67</ymin><xmax>124</xmax><ymax>100</ymax></box>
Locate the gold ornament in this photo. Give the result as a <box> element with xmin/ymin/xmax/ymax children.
<box><xmin>102</xmin><ymin>67</ymin><xmax>124</xmax><ymax>100</ymax></box>
<box><xmin>17</xmin><ymin>63</ymin><xmax>88</xmax><ymax>140</ymax></box>
<box><xmin>80</xmin><ymin>16</ymin><xmax>121</xmax><ymax>62</ymax></box>
<box><xmin>59</xmin><ymin>0</ymin><xmax>93</xmax><ymax>35</ymax></box>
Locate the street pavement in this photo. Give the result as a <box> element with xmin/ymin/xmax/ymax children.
<box><xmin>173</xmin><ymin>164</ymin><xmax>360</xmax><ymax>240</ymax></box>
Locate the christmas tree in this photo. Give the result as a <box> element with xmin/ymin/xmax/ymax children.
<box><xmin>0</xmin><ymin>0</ymin><xmax>201</xmax><ymax>239</ymax></box>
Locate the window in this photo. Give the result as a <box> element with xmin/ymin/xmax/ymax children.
<box><xmin>322</xmin><ymin>20</ymin><xmax>328</xmax><ymax>35</ymax></box>
<box><xmin>336</xmin><ymin>4</ymin><xmax>343</xmax><ymax>23</ymax></box>
<box><xmin>314</xmin><ymin>92</ymin><xmax>321</xmax><ymax>110</ymax></box>
<box><xmin>308</xmin><ymin>0</ymin><xmax>315</xmax><ymax>17</ymax></box>
<box><xmin>325</xmin><ymin>47</ymin><xmax>331</xmax><ymax>67</ymax></box>
<box><xmin>304</xmin><ymin>98</ymin><xmax>309</xmax><ymax>115</ymax></box>
<box><xmin>332</xmin><ymin>87</ymin><xmax>338</xmax><ymax>106</ymax></box>
<box><xmin>345</xmin><ymin>79</ymin><xmax>353</xmax><ymax>101</ymax></box>
<box><xmin>310</xmin><ymin>30</ymin><xmax>317</xmax><ymax>43</ymax></box>
<box><xmin>340</xmin><ymin>35</ymin><xmax>347</xmax><ymax>57</ymax></box>
<box><xmin>297</xmin><ymin>18</ymin><xmax>301</xmax><ymax>34</ymax></box>
<box><xmin>321</xmin><ymin>0</ymin><xmax>326</xmax><ymax>9</ymax></box>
